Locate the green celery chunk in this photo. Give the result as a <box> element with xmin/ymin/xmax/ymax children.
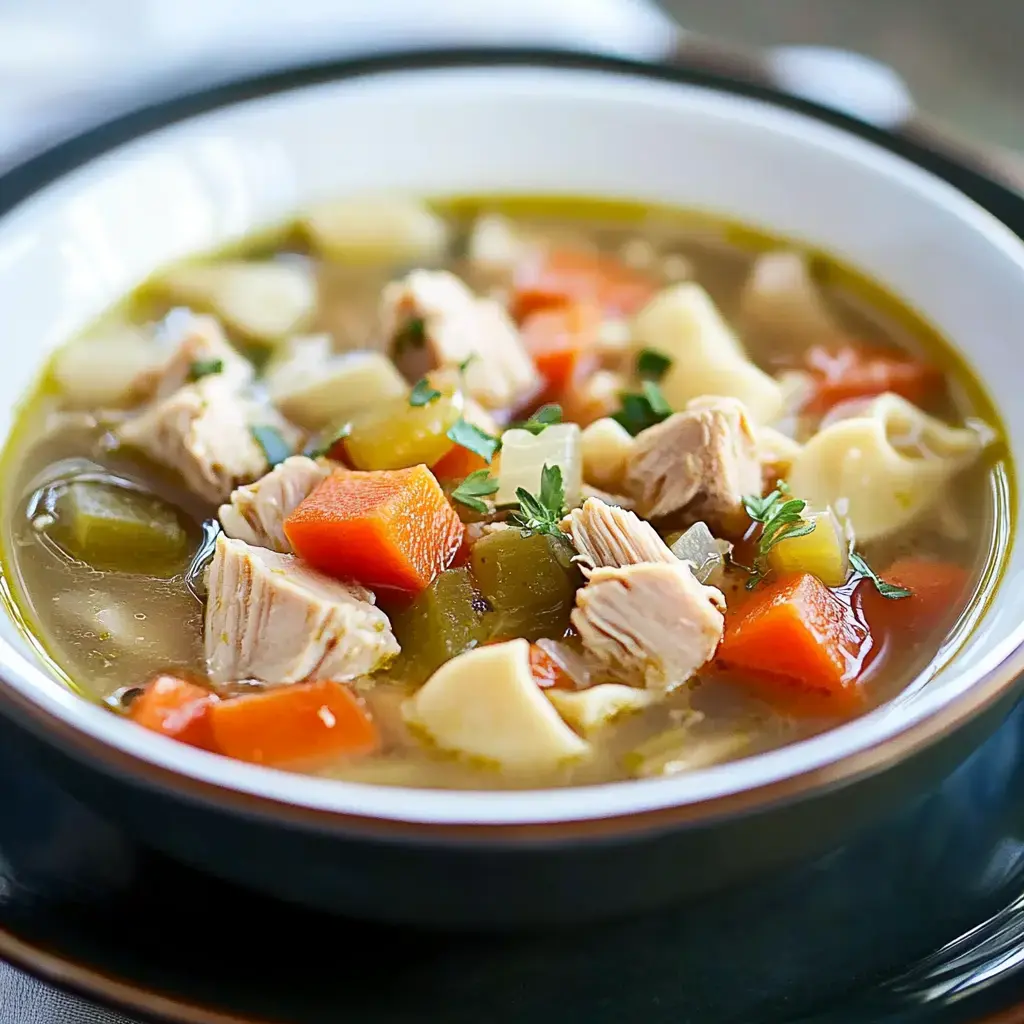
<box><xmin>390</xmin><ymin>567</ymin><xmax>489</xmax><ymax>683</ymax></box>
<box><xmin>470</xmin><ymin>529</ymin><xmax>582</xmax><ymax>642</ymax></box>
<box><xmin>52</xmin><ymin>482</ymin><xmax>189</xmax><ymax>576</ymax></box>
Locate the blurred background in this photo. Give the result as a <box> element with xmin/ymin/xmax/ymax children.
<box><xmin>1</xmin><ymin>0</ymin><xmax>1022</xmax><ymax>171</ymax></box>
<box><xmin>667</xmin><ymin>0</ymin><xmax>1024</xmax><ymax>151</ymax></box>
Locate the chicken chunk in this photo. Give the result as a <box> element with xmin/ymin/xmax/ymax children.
<box><xmin>205</xmin><ymin>535</ymin><xmax>398</xmax><ymax>684</ymax></box>
<box><xmin>380</xmin><ymin>269</ymin><xmax>540</xmax><ymax>409</ymax></box>
<box><xmin>624</xmin><ymin>397</ymin><xmax>761</xmax><ymax>532</ymax></box>
<box><xmin>117</xmin><ymin>376</ymin><xmax>268</xmax><ymax>505</ymax></box>
<box><xmin>218</xmin><ymin>456</ymin><xmax>330</xmax><ymax>552</ymax></box>
<box><xmin>138</xmin><ymin>311</ymin><xmax>255</xmax><ymax>401</ymax></box>
<box><xmin>572</xmin><ymin>562</ymin><xmax>725</xmax><ymax>691</ymax></box>
<box><xmin>561</xmin><ymin>498</ymin><xmax>675</xmax><ymax>571</ymax></box>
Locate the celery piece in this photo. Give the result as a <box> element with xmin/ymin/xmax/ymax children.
<box><xmin>470</xmin><ymin>530</ymin><xmax>581</xmax><ymax>642</ymax></box>
<box><xmin>390</xmin><ymin>567</ymin><xmax>489</xmax><ymax>683</ymax></box>
<box><xmin>53</xmin><ymin>482</ymin><xmax>189</xmax><ymax>576</ymax></box>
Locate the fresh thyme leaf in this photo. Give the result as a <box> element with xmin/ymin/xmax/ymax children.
<box><xmin>446</xmin><ymin>418</ymin><xmax>501</xmax><ymax>463</ymax></box>
<box><xmin>303</xmin><ymin>422</ymin><xmax>351</xmax><ymax>459</ymax></box>
<box><xmin>741</xmin><ymin>480</ymin><xmax>817</xmax><ymax>587</ymax></box>
<box><xmin>450</xmin><ymin>469</ymin><xmax>500</xmax><ymax>514</ymax></box>
<box><xmin>636</xmin><ymin>348</ymin><xmax>672</xmax><ymax>381</ymax></box>
<box><xmin>849</xmin><ymin>550</ymin><xmax>912</xmax><ymax>600</ymax></box>
<box><xmin>513</xmin><ymin>404</ymin><xmax>563</xmax><ymax>435</ymax></box>
<box><xmin>409</xmin><ymin>378</ymin><xmax>442</xmax><ymax>407</ymax></box>
<box><xmin>511</xmin><ymin>464</ymin><xmax>566</xmax><ymax>538</ymax></box>
<box><xmin>251</xmin><ymin>425</ymin><xmax>292</xmax><ymax>468</ymax></box>
<box><xmin>188</xmin><ymin>358</ymin><xmax>224</xmax><ymax>381</ymax></box>
<box><xmin>612</xmin><ymin>382</ymin><xmax>673</xmax><ymax>436</ymax></box>
<box><xmin>393</xmin><ymin>316</ymin><xmax>426</xmax><ymax>356</ymax></box>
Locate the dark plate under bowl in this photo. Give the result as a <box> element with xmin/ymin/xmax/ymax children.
<box><xmin>3</xmin><ymin>697</ymin><xmax>1024</xmax><ymax>1024</ymax></box>
<box><xmin>1</xmin><ymin>48</ymin><xmax>1024</xmax><ymax>935</ymax></box>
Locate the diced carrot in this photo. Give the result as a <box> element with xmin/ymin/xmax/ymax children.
<box><xmin>802</xmin><ymin>343</ymin><xmax>943</xmax><ymax>415</ymax></box>
<box><xmin>431</xmin><ymin>443</ymin><xmax>487</xmax><ymax>482</ymax></box>
<box><xmin>129</xmin><ymin>674</ymin><xmax>219</xmax><ymax>750</ymax></box>
<box><xmin>715</xmin><ymin>573</ymin><xmax>870</xmax><ymax>714</ymax></box>
<box><xmin>520</xmin><ymin>301</ymin><xmax>602</xmax><ymax>393</ymax></box>
<box><xmin>859</xmin><ymin>558</ymin><xmax>970</xmax><ymax>636</ymax></box>
<box><xmin>208</xmin><ymin>680</ymin><xmax>379</xmax><ymax>769</ymax></box>
<box><xmin>512</xmin><ymin>247</ymin><xmax>656</xmax><ymax>321</ymax></box>
<box><xmin>284</xmin><ymin>465</ymin><xmax>464</xmax><ymax>593</ymax></box>
<box><xmin>529</xmin><ymin>644</ymin><xmax>574</xmax><ymax>689</ymax></box>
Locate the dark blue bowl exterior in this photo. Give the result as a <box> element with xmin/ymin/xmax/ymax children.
<box><xmin>3</xmin><ymin>695</ymin><xmax>1024</xmax><ymax>1022</ymax></box>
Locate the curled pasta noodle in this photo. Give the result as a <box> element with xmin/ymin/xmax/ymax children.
<box><xmin>787</xmin><ymin>392</ymin><xmax>989</xmax><ymax>543</ymax></box>
<box><xmin>632</xmin><ymin>283</ymin><xmax>784</xmax><ymax>422</ymax></box>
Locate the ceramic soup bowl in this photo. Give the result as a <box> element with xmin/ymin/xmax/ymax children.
<box><xmin>0</xmin><ymin>51</ymin><xmax>1022</xmax><ymax>929</ymax></box>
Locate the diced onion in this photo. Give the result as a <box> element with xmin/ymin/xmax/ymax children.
<box><xmin>535</xmin><ymin>638</ymin><xmax>590</xmax><ymax>690</ymax></box>
<box><xmin>668</xmin><ymin>522</ymin><xmax>731</xmax><ymax>586</ymax></box>
<box><xmin>496</xmin><ymin>425</ymin><xmax>583</xmax><ymax>508</ymax></box>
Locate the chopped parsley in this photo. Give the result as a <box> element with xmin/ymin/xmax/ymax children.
<box><xmin>188</xmin><ymin>358</ymin><xmax>224</xmax><ymax>381</ymax></box>
<box><xmin>409</xmin><ymin>378</ymin><xmax>442</xmax><ymax>407</ymax></box>
<box><xmin>450</xmin><ymin>469</ymin><xmax>500</xmax><ymax>514</ymax></box>
<box><xmin>636</xmin><ymin>348</ymin><xmax>672</xmax><ymax>381</ymax></box>
<box><xmin>513</xmin><ymin>404</ymin><xmax>563</xmax><ymax>435</ymax></box>
<box><xmin>446</xmin><ymin>418</ymin><xmax>501</xmax><ymax>463</ymax></box>
<box><xmin>393</xmin><ymin>316</ymin><xmax>426</xmax><ymax>356</ymax></box>
<box><xmin>849</xmin><ymin>550</ymin><xmax>912</xmax><ymax>600</ymax></box>
<box><xmin>613</xmin><ymin>380</ymin><xmax>672</xmax><ymax>436</ymax></box>
<box><xmin>742</xmin><ymin>481</ymin><xmax>816</xmax><ymax>589</ymax></box>
<box><xmin>251</xmin><ymin>425</ymin><xmax>293</xmax><ymax>468</ymax></box>
<box><xmin>303</xmin><ymin>422</ymin><xmax>351</xmax><ymax>460</ymax></box>
<box><xmin>512</xmin><ymin>464</ymin><xmax>567</xmax><ymax>539</ymax></box>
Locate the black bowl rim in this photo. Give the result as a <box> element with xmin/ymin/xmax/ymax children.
<box><xmin>2</xmin><ymin>45</ymin><xmax>1024</xmax><ymax>841</ymax></box>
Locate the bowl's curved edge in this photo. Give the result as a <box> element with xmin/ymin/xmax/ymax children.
<box><xmin>2</xmin><ymin>46</ymin><xmax>1024</xmax><ymax>840</ymax></box>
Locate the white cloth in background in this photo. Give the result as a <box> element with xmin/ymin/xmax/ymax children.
<box><xmin>0</xmin><ymin>0</ymin><xmax>678</xmax><ymax>168</ymax></box>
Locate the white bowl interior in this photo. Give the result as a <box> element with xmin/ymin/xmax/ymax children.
<box><xmin>1</xmin><ymin>63</ymin><xmax>1023</xmax><ymax>824</ymax></box>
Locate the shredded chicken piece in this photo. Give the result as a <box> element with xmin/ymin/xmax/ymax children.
<box><xmin>117</xmin><ymin>376</ymin><xmax>267</xmax><ymax>504</ymax></box>
<box><xmin>572</xmin><ymin>562</ymin><xmax>725</xmax><ymax>691</ymax></box>
<box><xmin>134</xmin><ymin>311</ymin><xmax>253</xmax><ymax>401</ymax></box>
<box><xmin>624</xmin><ymin>396</ymin><xmax>762</xmax><ymax>531</ymax></box>
<box><xmin>561</xmin><ymin>498</ymin><xmax>675</xmax><ymax>571</ymax></box>
<box><xmin>580</xmin><ymin>485</ymin><xmax>636</xmax><ymax>511</ymax></box>
<box><xmin>204</xmin><ymin>535</ymin><xmax>398</xmax><ymax>684</ymax></box>
<box><xmin>380</xmin><ymin>269</ymin><xmax>540</xmax><ymax>409</ymax></box>
<box><xmin>218</xmin><ymin>456</ymin><xmax>329</xmax><ymax>552</ymax></box>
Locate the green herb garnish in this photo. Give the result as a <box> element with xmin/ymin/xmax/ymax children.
<box><xmin>303</xmin><ymin>422</ymin><xmax>351</xmax><ymax>460</ymax></box>
<box><xmin>394</xmin><ymin>316</ymin><xmax>426</xmax><ymax>356</ymax></box>
<box><xmin>409</xmin><ymin>378</ymin><xmax>442</xmax><ymax>407</ymax></box>
<box><xmin>188</xmin><ymin>358</ymin><xmax>224</xmax><ymax>381</ymax></box>
<box><xmin>458</xmin><ymin>354</ymin><xmax>477</xmax><ymax>375</ymax></box>
<box><xmin>636</xmin><ymin>348</ymin><xmax>672</xmax><ymax>381</ymax></box>
<box><xmin>513</xmin><ymin>404</ymin><xmax>563</xmax><ymax>435</ymax></box>
<box><xmin>446</xmin><ymin>418</ymin><xmax>501</xmax><ymax>463</ymax></box>
<box><xmin>742</xmin><ymin>481</ymin><xmax>816</xmax><ymax>589</ymax></box>
<box><xmin>849</xmin><ymin>550</ymin><xmax>912</xmax><ymax>600</ymax></box>
<box><xmin>512</xmin><ymin>464</ymin><xmax>567</xmax><ymax>539</ymax></box>
<box><xmin>450</xmin><ymin>469</ymin><xmax>500</xmax><ymax>514</ymax></box>
<box><xmin>251</xmin><ymin>425</ymin><xmax>293</xmax><ymax>468</ymax></box>
<box><xmin>613</xmin><ymin>380</ymin><xmax>672</xmax><ymax>436</ymax></box>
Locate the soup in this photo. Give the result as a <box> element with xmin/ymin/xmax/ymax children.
<box><xmin>0</xmin><ymin>197</ymin><xmax>1007</xmax><ymax>790</ymax></box>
